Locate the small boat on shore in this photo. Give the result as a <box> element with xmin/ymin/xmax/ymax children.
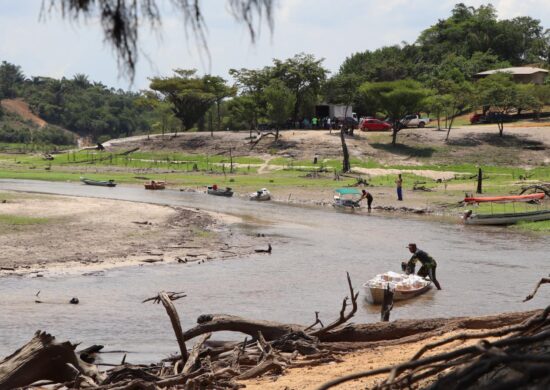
<box><xmin>463</xmin><ymin>209</ymin><xmax>550</xmax><ymax>225</ymax></box>
<box><xmin>332</xmin><ymin>188</ymin><xmax>361</xmax><ymax>211</ymax></box>
<box><xmin>463</xmin><ymin>192</ymin><xmax>549</xmax><ymax>225</ymax></box>
<box><xmin>464</xmin><ymin>193</ymin><xmax>545</xmax><ymax>203</ymax></box>
<box><xmin>207</xmin><ymin>186</ymin><xmax>233</xmax><ymax>197</ymax></box>
<box><xmin>250</xmin><ymin>188</ymin><xmax>271</xmax><ymax>201</ymax></box>
<box><xmin>363</xmin><ymin>271</ymin><xmax>432</xmax><ymax>304</ymax></box>
<box><xmin>80</xmin><ymin>177</ymin><xmax>116</xmax><ymax>187</ymax></box>
<box><xmin>144</xmin><ymin>180</ymin><xmax>166</xmax><ymax>190</ymax></box>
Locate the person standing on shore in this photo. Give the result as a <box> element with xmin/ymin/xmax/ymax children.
<box><xmin>396</xmin><ymin>174</ymin><xmax>403</xmax><ymax>201</ymax></box>
<box><xmin>401</xmin><ymin>243</ymin><xmax>442</xmax><ymax>290</ymax></box>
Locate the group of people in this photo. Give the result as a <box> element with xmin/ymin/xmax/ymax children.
<box><xmin>294</xmin><ymin>116</ymin><xmax>342</xmax><ymax>130</ymax></box>
<box><xmin>356</xmin><ymin>174</ymin><xmax>405</xmax><ymax>212</ymax></box>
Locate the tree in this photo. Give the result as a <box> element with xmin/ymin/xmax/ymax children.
<box><xmin>226</xmin><ymin>95</ymin><xmax>259</xmax><ymax>136</ymax></box>
<box><xmin>229</xmin><ymin>67</ymin><xmax>271</xmax><ymax>130</ymax></box>
<box><xmin>272</xmin><ymin>53</ymin><xmax>328</xmax><ymax>120</ymax></box>
<box><xmin>149</xmin><ymin>69</ymin><xmax>216</xmax><ymax>135</ymax></box>
<box><xmin>203</xmin><ymin>76</ymin><xmax>236</xmax><ymax>135</ymax></box>
<box><xmin>359</xmin><ymin>80</ymin><xmax>430</xmax><ymax>145</ymax></box>
<box><xmin>0</xmin><ymin>61</ymin><xmax>25</xmax><ymax>98</ymax></box>
<box><xmin>324</xmin><ymin>73</ymin><xmax>361</xmax><ymax>135</ymax></box>
<box><xmin>442</xmin><ymin>81</ymin><xmax>474</xmax><ymax>141</ymax></box>
<box><xmin>474</xmin><ymin>73</ymin><xmax>518</xmax><ymax>137</ymax></box>
<box><xmin>47</xmin><ymin>0</ymin><xmax>274</xmax><ymax>81</ymax></box>
<box><xmin>263</xmin><ymin>80</ymin><xmax>296</xmax><ymax>140</ymax></box>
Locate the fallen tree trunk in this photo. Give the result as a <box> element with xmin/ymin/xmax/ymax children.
<box><xmin>183</xmin><ymin>314</ymin><xmax>305</xmax><ymax>342</ymax></box>
<box><xmin>0</xmin><ymin>331</ymin><xmax>104</xmax><ymax>389</ymax></box>
<box><xmin>319</xmin><ymin>310</ymin><xmax>540</xmax><ymax>343</ymax></box>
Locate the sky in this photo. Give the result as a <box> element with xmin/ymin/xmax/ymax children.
<box><xmin>1</xmin><ymin>0</ymin><xmax>550</xmax><ymax>91</ymax></box>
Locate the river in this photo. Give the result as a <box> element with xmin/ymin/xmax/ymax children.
<box><xmin>0</xmin><ymin>179</ymin><xmax>548</xmax><ymax>364</ymax></box>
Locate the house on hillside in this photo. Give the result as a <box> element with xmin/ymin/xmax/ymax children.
<box><xmin>474</xmin><ymin>67</ymin><xmax>549</xmax><ymax>85</ymax></box>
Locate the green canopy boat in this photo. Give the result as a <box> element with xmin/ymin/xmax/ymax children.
<box><xmin>333</xmin><ymin>188</ymin><xmax>362</xmax><ymax>210</ymax></box>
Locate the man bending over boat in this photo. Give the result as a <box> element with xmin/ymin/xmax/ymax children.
<box><xmin>402</xmin><ymin>243</ymin><xmax>442</xmax><ymax>290</ymax></box>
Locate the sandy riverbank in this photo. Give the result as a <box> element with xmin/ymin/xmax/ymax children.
<box><xmin>240</xmin><ymin>328</ymin><xmax>504</xmax><ymax>389</ymax></box>
<box><xmin>0</xmin><ymin>190</ymin><xmax>264</xmax><ymax>275</ymax></box>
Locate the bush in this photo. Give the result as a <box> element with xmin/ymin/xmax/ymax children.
<box><xmin>0</xmin><ymin>125</ymin><xmax>31</xmax><ymax>143</ymax></box>
<box><xmin>34</xmin><ymin>126</ymin><xmax>77</xmax><ymax>146</ymax></box>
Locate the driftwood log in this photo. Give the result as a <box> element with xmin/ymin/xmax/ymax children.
<box><xmin>0</xmin><ymin>331</ymin><xmax>104</xmax><ymax>389</ymax></box>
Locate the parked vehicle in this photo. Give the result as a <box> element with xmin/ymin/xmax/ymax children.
<box><xmin>360</xmin><ymin>118</ymin><xmax>392</xmax><ymax>131</ymax></box>
<box><xmin>400</xmin><ymin>114</ymin><xmax>430</xmax><ymax>128</ymax></box>
<box><xmin>470</xmin><ymin>112</ymin><xmax>512</xmax><ymax>124</ymax></box>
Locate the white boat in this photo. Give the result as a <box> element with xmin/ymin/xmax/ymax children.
<box><xmin>250</xmin><ymin>188</ymin><xmax>271</xmax><ymax>201</ymax></box>
<box><xmin>363</xmin><ymin>271</ymin><xmax>432</xmax><ymax>304</ymax></box>
<box><xmin>332</xmin><ymin>188</ymin><xmax>361</xmax><ymax>211</ymax></box>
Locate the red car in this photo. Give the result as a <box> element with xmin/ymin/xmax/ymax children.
<box><xmin>360</xmin><ymin>118</ymin><xmax>392</xmax><ymax>131</ymax></box>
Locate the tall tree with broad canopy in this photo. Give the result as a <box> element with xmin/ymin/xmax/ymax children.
<box><xmin>271</xmin><ymin>53</ymin><xmax>328</xmax><ymax>120</ymax></box>
<box><xmin>474</xmin><ymin>73</ymin><xmax>522</xmax><ymax>137</ymax></box>
<box><xmin>359</xmin><ymin>80</ymin><xmax>431</xmax><ymax>145</ymax></box>
<box><xmin>229</xmin><ymin>67</ymin><xmax>272</xmax><ymax>130</ymax></box>
<box><xmin>263</xmin><ymin>80</ymin><xmax>296</xmax><ymax>140</ymax></box>
<box><xmin>149</xmin><ymin>69</ymin><xmax>216</xmax><ymax>135</ymax></box>
<box><xmin>203</xmin><ymin>76</ymin><xmax>237</xmax><ymax>135</ymax></box>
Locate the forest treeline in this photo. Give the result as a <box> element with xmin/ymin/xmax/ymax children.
<box><xmin>1</xmin><ymin>3</ymin><xmax>550</xmax><ymax>145</ymax></box>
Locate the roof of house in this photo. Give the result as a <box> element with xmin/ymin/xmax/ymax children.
<box><xmin>476</xmin><ymin>67</ymin><xmax>549</xmax><ymax>76</ymax></box>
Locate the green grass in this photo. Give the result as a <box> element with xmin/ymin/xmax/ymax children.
<box><xmin>0</xmin><ymin>214</ymin><xmax>50</xmax><ymax>225</ymax></box>
<box><xmin>514</xmin><ymin>220</ymin><xmax>550</xmax><ymax>233</ymax></box>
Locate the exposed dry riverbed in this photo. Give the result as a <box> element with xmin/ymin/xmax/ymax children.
<box><xmin>0</xmin><ymin>180</ymin><xmax>549</xmax><ymax>388</ymax></box>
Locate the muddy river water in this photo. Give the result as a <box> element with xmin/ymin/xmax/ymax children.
<box><xmin>1</xmin><ymin>179</ymin><xmax>549</xmax><ymax>364</ymax></box>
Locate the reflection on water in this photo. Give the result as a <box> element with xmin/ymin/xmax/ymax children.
<box><xmin>0</xmin><ymin>179</ymin><xmax>549</xmax><ymax>363</ymax></box>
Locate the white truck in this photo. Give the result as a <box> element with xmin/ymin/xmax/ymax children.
<box><xmin>400</xmin><ymin>114</ymin><xmax>430</xmax><ymax>128</ymax></box>
<box><xmin>315</xmin><ymin>104</ymin><xmax>358</xmax><ymax>123</ymax></box>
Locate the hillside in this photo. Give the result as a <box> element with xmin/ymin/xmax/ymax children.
<box><xmin>0</xmin><ymin>99</ymin><xmax>47</xmax><ymax>128</ymax></box>
<box><xmin>0</xmin><ymin>98</ymin><xmax>77</xmax><ymax>148</ymax></box>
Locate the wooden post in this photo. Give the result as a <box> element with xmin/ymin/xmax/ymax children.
<box><xmin>476</xmin><ymin>168</ymin><xmax>483</xmax><ymax>194</ymax></box>
<box><xmin>229</xmin><ymin>147</ymin><xmax>234</xmax><ymax>173</ymax></box>
<box><xmin>381</xmin><ymin>285</ymin><xmax>394</xmax><ymax>322</ymax></box>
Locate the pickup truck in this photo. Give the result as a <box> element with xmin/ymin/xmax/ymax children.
<box><xmin>400</xmin><ymin>114</ymin><xmax>430</xmax><ymax>128</ymax></box>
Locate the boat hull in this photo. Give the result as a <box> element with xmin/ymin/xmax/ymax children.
<box><xmin>81</xmin><ymin>178</ymin><xmax>116</xmax><ymax>187</ymax></box>
<box><xmin>364</xmin><ymin>284</ymin><xmax>431</xmax><ymax>304</ymax></box>
<box><xmin>144</xmin><ymin>182</ymin><xmax>166</xmax><ymax>190</ymax></box>
<box><xmin>207</xmin><ymin>189</ymin><xmax>234</xmax><ymax>197</ymax></box>
<box><xmin>465</xmin><ymin>210</ymin><xmax>550</xmax><ymax>225</ymax></box>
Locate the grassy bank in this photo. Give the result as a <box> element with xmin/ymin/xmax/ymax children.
<box><xmin>1</xmin><ymin>136</ymin><xmax>549</xmax><ymax>234</ymax></box>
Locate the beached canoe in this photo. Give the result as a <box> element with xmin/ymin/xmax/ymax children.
<box><xmin>81</xmin><ymin>177</ymin><xmax>116</xmax><ymax>187</ymax></box>
<box><xmin>144</xmin><ymin>181</ymin><xmax>166</xmax><ymax>190</ymax></box>
<box><xmin>363</xmin><ymin>271</ymin><xmax>431</xmax><ymax>304</ymax></box>
<box><xmin>464</xmin><ymin>193</ymin><xmax>545</xmax><ymax>203</ymax></box>
<box><xmin>207</xmin><ymin>186</ymin><xmax>234</xmax><ymax>197</ymax></box>
<box><xmin>463</xmin><ymin>209</ymin><xmax>550</xmax><ymax>225</ymax></box>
